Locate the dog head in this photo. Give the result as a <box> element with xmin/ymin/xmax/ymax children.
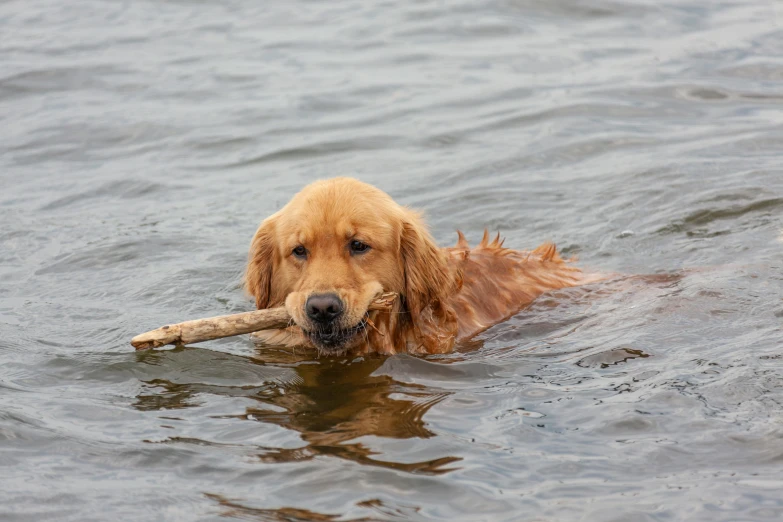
<box><xmin>245</xmin><ymin>177</ymin><xmax>458</xmax><ymax>355</ymax></box>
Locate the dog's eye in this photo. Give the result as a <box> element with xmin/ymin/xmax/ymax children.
<box><xmin>292</xmin><ymin>245</ymin><xmax>307</xmax><ymax>259</ymax></box>
<box><xmin>350</xmin><ymin>240</ymin><xmax>370</xmax><ymax>254</ymax></box>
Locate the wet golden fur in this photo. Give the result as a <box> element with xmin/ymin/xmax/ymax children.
<box><xmin>245</xmin><ymin>177</ymin><xmax>592</xmax><ymax>356</ymax></box>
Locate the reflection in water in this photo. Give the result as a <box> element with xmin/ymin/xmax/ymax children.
<box><xmin>576</xmin><ymin>347</ymin><xmax>650</xmax><ymax>369</ymax></box>
<box><xmin>205</xmin><ymin>493</ymin><xmax>360</xmax><ymax>522</ymax></box>
<box><xmin>133</xmin><ymin>351</ymin><xmax>460</xmax><ymax>475</ymax></box>
<box><xmin>206</xmin><ymin>493</ymin><xmax>410</xmax><ymax>522</ymax></box>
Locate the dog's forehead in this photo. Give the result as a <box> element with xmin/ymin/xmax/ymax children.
<box><xmin>280</xmin><ymin>206</ymin><xmax>395</xmax><ymax>243</ymax></box>
<box><xmin>276</xmin><ymin>182</ymin><xmax>400</xmax><ymax>245</ymax></box>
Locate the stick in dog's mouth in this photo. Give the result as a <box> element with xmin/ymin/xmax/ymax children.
<box><xmin>131</xmin><ymin>293</ymin><xmax>398</xmax><ymax>350</ymax></box>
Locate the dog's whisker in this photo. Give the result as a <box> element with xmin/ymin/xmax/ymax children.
<box><xmin>359</xmin><ymin>319</ymin><xmax>370</xmax><ymax>349</ymax></box>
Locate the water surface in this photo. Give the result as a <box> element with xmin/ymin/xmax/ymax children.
<box><xmin>2</xmin><ymin>0</ymin><xmax>782</xmax><ymax>520</ymax></box>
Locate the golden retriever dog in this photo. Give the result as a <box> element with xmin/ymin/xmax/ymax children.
<box><xmin>245</xmin><ymin>177</ymin><xmax>595</xmax><ymax>356</ymax></box>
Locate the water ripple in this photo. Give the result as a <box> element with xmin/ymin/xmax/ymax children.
<box><xmin>2</xmin><ymin>0</ymin><xmax>782</xmax><ymax>520</ymax></box>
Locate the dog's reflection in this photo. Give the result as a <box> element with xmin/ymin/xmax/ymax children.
<box><xmin>133</xmin><ymin>348</ymin><xmax>460</xmax><ymax>475</ymax></box>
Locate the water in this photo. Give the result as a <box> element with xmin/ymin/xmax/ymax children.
<box><xmin>2</xmin><ymin>0</ymin><xmax>782</xmax><ymax>520</ymax></box>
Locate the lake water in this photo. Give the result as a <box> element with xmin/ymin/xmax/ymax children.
<box><xmin>2</xmin><ymin>0</ymin><xmax>782</xmax><ymax>520</ymax></box>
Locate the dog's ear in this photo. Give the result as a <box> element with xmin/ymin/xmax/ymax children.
<box><xmin>400</xmin><ymin>210</ymin><xmax>459</xmax><ymax>353</ymax></box>
<box><xmin>244</xmin><ymin>218</ymin><xmax>277</xmax><ymax>309</ymax></box>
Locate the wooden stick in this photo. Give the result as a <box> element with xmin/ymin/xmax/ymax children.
<box><xmin>131</xmin><ymin>292</ymin><xmax>398</xmax><ymax>350</ymax></box>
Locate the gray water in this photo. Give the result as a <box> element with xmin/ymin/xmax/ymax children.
<box><xmin>2</xmin><ymin>0</ymin><xmax>783</xmax><ymax>520</ymax></box>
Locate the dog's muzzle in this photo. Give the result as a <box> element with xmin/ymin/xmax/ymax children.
<box><xmin>302</xmin><ymin>293</ymin><xmax>366</xmax><ymax>352</ymax></box>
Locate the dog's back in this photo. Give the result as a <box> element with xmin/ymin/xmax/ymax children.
<box><xmin>446</xmin><ymin>231</ymin><xmax>590</xmax><ymax>341</ymax></box>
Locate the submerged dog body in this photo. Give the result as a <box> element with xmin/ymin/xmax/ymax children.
<box><xmin>245</xmin><ymin>178</ymin><xmax>589</xmax><ymax>356</ymax></box>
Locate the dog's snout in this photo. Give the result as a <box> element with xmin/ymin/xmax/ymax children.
<box><xmin>305</xmin><ymin>293</ymin><xmax>344</xmax><ymax>324</ymax></box>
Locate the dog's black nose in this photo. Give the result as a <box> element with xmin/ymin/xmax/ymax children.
<box><xmin>305</xmin><ymin>293</ymin><xmax>344</xmax><ymax>324</ymax></box>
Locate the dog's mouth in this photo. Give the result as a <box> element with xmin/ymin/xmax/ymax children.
<box><xmin>302</xmin><ymin>318</ymin><xmax>368</xmax><ymax>355</ymax></box>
